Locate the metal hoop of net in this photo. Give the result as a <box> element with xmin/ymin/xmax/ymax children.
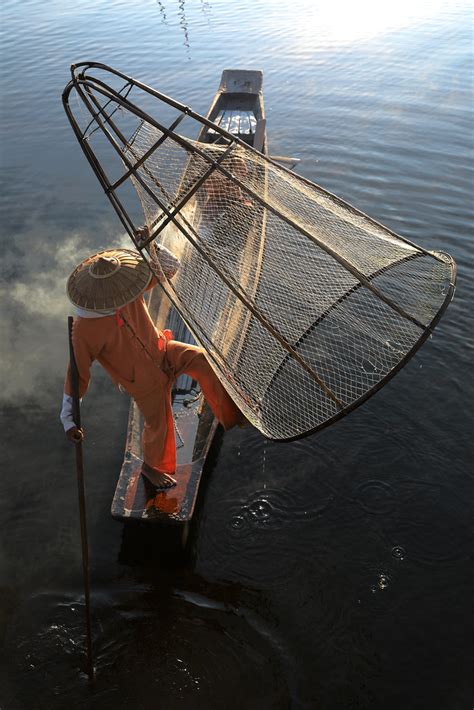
<box><xmin>62</xmin><ymin>62</ymin><xmax>456</xmax><ymax>441</ymax></box>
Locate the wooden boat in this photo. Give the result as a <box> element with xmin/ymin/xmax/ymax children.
<box><xmin>111</xmin><ymin>69</ymin><xmax>267</xmax><ymax>527</ymax></box>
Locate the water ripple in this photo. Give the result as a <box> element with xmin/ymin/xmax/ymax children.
<box><xmin>353</xmin><ymin>480</ymin><xmax>398</xmax><ymax>516</ymax></box>
<box><xmin>3</xmin><ymin>587</ymin><xmax>289</xmax><ymax>709</ymax></box>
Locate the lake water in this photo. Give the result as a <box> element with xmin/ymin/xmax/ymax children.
<box><xmin>0</xmin><ymin>1</ymin><xmax>473</xmax><ymax>708</ymax></box>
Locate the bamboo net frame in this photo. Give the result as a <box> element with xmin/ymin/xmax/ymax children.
<box><xmin>62</xmin><ymin>62</ymin><xmax>456</xmax><ymax>441</ymax></box>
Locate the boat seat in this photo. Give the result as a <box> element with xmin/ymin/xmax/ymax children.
<box><xmin>211</xmin><ymin>110</ymin><xmax>257</xmax><ymax>138</ymax></box>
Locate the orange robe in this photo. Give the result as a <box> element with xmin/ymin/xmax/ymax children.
<box><xmin>64</xmin><ymin>293</ymin><xmax>243</xmax><ymax>473</ymax></box>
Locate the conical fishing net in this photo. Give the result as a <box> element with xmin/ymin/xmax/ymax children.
<box><xmin>63</xmin><ymin>63</ymin><xmax>456</xmax><ymax>440</ymax></box>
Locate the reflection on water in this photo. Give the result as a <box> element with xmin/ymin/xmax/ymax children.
<box><xmin>178</xmin><ymin>0</ymin><xmax>191</xmax><ymax>55</ymax></box>
<box><xmin>155</xmin><ymin>0</ymin><xmax>213</xmax><ymax>56</ymax></box>
<box><xmin>156</xmin><ymin>0</ymin><xmax>168</xmax><ymax>25</ymax></box>
<box><xmin>1</xmin><ymin>0</ymin><xmax>473</xmax><ymax>707</ymax></box>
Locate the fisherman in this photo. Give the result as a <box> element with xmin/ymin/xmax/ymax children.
<box><xmin>60</xmin><ymin>229</ymin><xmax>246</xmax><ymax>490</ymax></box>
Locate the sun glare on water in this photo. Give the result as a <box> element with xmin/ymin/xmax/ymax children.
<box><xmin>294</xmin><ymin>0</ymin><xmax>446</xmax><ymax>44</ymax></box>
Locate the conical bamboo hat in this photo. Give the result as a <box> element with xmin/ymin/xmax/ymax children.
<box><xmin>67</xmin><ymin>249</ymin><xmax>151</xmax><ymax>311</ymax></box>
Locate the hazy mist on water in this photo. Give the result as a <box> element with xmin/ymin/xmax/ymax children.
<box><xmin>0</xmin><ymin>1</ymin><xmax>473</xmax><ymax>708</ymax></box>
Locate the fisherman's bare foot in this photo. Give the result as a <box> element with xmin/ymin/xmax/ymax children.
<box><xmin>141</xmin><ymin>463</ymin><xmax>176</xmax><ymax>490</ymax></box>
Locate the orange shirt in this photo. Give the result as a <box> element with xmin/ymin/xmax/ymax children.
<box><xmin>65</xmin><ymin>292</ymin><xmax>167</xmax><ymax>401</ymax></box>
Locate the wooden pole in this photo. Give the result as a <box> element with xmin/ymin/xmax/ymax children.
<box><xmin>67</xmin><ymin>316</ymin><xmax>94</xmax><ymax>681</ymax></box>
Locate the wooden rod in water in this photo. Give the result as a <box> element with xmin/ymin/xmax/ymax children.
<box><xmin>67</xmin><ymin>316</ymin><xmax>94</xmax><ymax>681</ymax></box>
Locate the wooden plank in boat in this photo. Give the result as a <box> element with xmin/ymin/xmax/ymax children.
<box><xmin>253</xmin><ymin>118</ymin><xmax>266</xmax><ymax>153</ymax></box>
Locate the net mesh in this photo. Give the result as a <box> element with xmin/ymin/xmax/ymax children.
<box><xmin>64</xmin><ymin>64</ymin><xmax>456</xmax><ymax>440</ymax></box>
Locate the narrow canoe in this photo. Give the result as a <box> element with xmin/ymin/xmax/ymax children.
<box><xmin>111</xmin><ymin>69</ymin><xmax>267</xmax><ymax>524</ymax></box>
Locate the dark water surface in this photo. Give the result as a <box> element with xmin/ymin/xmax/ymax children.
<box><xmin>1</xmin><ymin>1</ymin><xmax>473</xmax><ymax>708</ymax></box>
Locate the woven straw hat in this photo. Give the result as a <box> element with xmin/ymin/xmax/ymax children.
<box><xmin>67</xmin><ymin>249</ymin><xmax>152</xmax><ymax>311</ymax></box>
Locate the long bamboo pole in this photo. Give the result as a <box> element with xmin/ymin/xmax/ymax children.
<box><xmin>67</xmin><ymin>316</ymin><xmax>94</xmax><ymax>681</ymax></box>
